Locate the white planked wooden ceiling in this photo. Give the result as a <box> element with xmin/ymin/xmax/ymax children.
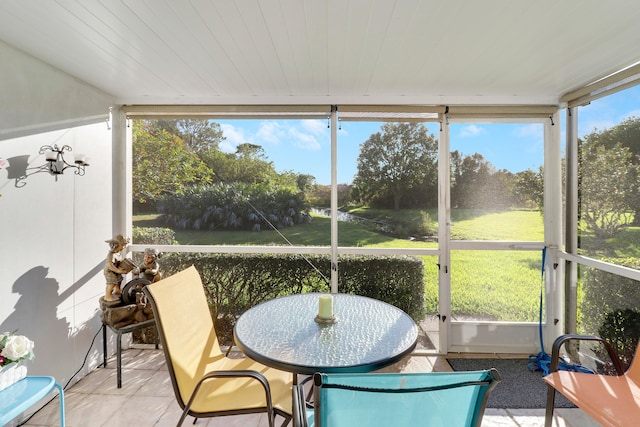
<box><xmin>1</xmin><ymin>0</ymin><xmax>640</xmax><ymax>107</ymax></box>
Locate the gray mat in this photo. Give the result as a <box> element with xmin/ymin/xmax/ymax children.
<box><xmin>447</xmin><ymin>358</ymin><xmax>576</xmax><ymax>409</ymax></box>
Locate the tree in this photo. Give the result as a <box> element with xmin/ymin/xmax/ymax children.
<box><xmin>354</xmin><ymin>123</ymin><xmax>438</xmax><ymax>210</ymax></box>
<box><xmin>203</xmin><ymin>143</ymin><xmax>281</xmax><ymax>185</ymax></box>
<box><xmin>309</xmin><ymin>184</ymin><xmax>331</xmax><ymax>206</ymax></box>
<box><xmin>579</xmin><ymin>141</ymin><xmax>639</xmax><ymax>241</ymax></box>
<box><xmin>492</xmin><ymin>169</ymin><xmax>518</xmax><ymax>210</ymax></box>
<box><xmin>296</xmin><ymin>174</ymin><xmax>316</xmax><ymax>194</ymax></box>
<box><xmin>132</xmin><ymin>124</ymin><xmax>213</xmax><ymax>203</ymax></box>
<box><xmin>513</xmin><ymin>167</ymin><xmax>544</xmax><ymax>210</ymax></box>
<box><xmin>450</xmin><ymin>151</ymin><xmax>499</xmax><ymax>209</ymax></box>
<box><xmin>147</xmin><ymin>119</ymin><xmax>224</xmax><ymax>154</ymax></box>
<box><xmin>584</xmin><ymin>116</ymin><xmax>640</xmax><ymax>225</ymax></box>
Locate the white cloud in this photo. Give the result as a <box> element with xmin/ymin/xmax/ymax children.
<box><xmin>620</xmin><ymin>109</ymin><xmax>640</xmax><ymax>121</ymax></box>
<box><xmin>459</xmin><ymin>125</ymin><xmax>485</xmax><ymax>138</ymax></box>
<box><xmin>300</xmin><ymin>119</ymin><xmax>327</xmax><ymax>135</ymax></box>
<box><xmin>577</xmin><ymin>99</ymin><xmax>626</xmax><ymax>135</ymax></box>
<box><xmin>579</xmin><ymin>110</ymin><xmax>640</xmax><ymax>136</ymax></box>
<box><xmin>514</xmin><ymin>124</ymin><xmax>543</xmax><ymax>139</ymax></box>
<box><xmin>256</xmin><ymin>121</ymin><xmax>285</xmax><ymax>144</ymax></box>
<box><xmin>219</xmin><ymin>141</ymin><xmax>236</xmax><ymax>152</ymax></box>
<box><xmin>288</xmin><ymin>127</ymin><xmax>321</xmax><ymax>150</ymax></box>
<box><xmin>251</xmin><ymin>120</ymin><xmax>325</xmax><ymax>151</ymax></box>
<box><xmin>220</xmin><ymin>120</ymin><xmax>328</xmax><ymax>154</ymax></box>
<box><xmin>219</xmin><ymin>123</ymin><xmax>250</xmax><ymax>152</ymax></box>
<box><xmin>578</xmin><ymin>119</ymin><xmax>617</xmax><ymax>136</ymax></box>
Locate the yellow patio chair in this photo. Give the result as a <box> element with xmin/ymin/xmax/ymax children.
<box><xmin>144</xmin><ymin>265</ymin><xmax>292</xmax><ymax>427</ymax></box>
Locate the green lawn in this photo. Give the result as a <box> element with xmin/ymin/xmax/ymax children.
<box><xmin>451</xmin><ymin>210</ymin><xmax>544</xmax><ymax>240</ymax></box>
<box><xmin>134</xmin><ymin>209</ymin><xmax>546</xmax><ymax>321</ymax></box>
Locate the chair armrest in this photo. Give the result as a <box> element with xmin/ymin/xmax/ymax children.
<box><xmin>199</xmin><ymin>369</ymin><xmax>273</xmax><ymax>393</ymax></box>
<box><xmin>188</xmin><ymin>369</ymin><xmax>275</xmax><ymax>413</ymax></box>
<box><xmin>550</xmin><ymin>334</ymin><xmax>625</xmax><ymax>375</ymax></box>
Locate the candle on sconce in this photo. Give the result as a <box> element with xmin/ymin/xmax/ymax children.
<box><xmin>45</xmin><ymin>151</ymin><xmax>57</xmax><ymax>161</ymax></box>
<box><xmin>318</xmin><ymin>294</ymin><xmax>333</xmax><ymax>319</ymax></box>
<box><xmin>75</xmin><ymin>154</ymin><xmax>88</xmax><ymax>165</ymax></box>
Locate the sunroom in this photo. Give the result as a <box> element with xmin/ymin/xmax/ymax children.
<box><xmin>2</xmin><ymin>1</ymin><xmax>640</xmax><ymax>426</ymax></box>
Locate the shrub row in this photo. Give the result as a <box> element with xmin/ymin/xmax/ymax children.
<box><xmin>581</xmin><ymin>256</ymin><xmax>640</xmax><ymax>335</ymax></box>
<box><xmin>154</xmin><ymin>253</ymin><xmax>425</xmax><ymax>344</ymax></box>
<box><xmin>156</xmin><ymin>183</ymin><xmax>311</xmax><ymax>231</ymax></box>
<box><xmin>581</xmin><ymin>257</ymin><xmax>640</xmax><ymax>370</ymax></box>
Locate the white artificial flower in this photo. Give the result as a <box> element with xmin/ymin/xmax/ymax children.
<box><xmin>1</xmin><ymin>335</ymin><xmax>35</xmax><ymax>361</ymax></box>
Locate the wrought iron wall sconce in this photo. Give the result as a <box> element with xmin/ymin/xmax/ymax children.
<box><xmin>12</xmin><ymin>145</ymin><xmax>90</xmax><ymax>187</ymax></box>
<box><xmin>39</xmin><ymin>145</ymin><xmax>90</xmax><ymax>176</ymax></box>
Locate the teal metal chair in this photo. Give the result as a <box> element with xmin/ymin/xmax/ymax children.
<box><xmin>294</xmin><ymin>369</ymin><xmax>500</xmax><ymax>427</ymax></box>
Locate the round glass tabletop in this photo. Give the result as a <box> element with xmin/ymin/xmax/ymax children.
<box><xmin>234</xmin><ymin>293</ymin><xmax>418</xmax><ymax>375</ymax></box>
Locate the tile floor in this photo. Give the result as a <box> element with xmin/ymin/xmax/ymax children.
<box><xmin>17</xmin><ymin>347</ymin><xmax>600</xmax><ymax>427</ymax></box>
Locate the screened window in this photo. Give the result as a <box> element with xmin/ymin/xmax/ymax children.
<box><xmin>575</xmin><ymin>85</ymin><xmax>640</xmax><ymax>334</ymax></box>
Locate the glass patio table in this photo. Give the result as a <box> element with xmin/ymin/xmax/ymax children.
<box><xmin>234</xmin><ymin>293</ymin><xmax>418</xmax><ymax>376</ymax></box>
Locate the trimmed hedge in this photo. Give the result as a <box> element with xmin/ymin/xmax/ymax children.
<box><xmin>581</xmin><ymin>257</ymin><xmax>640</xmax><ymax>372</ymax></box>
<box><xmin>157</xmin><ymin>253</ymin><xmax>425</xmax><ymax>344</ymax></box>
<box><xmin>597</xmin><ymin>309</ymin><xmax>640</xmax><ymax>372</ymax></box>
<box><xmin>580</xmin><ymin>257</ymin><xmax>640</xmax><ymax>335</ymax></box>
<box><xmin>132</xmin><ymin>226</ymin><xmax>177</xmax><ymax>246</ymax></box>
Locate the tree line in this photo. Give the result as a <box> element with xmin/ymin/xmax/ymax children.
<box><xmin>133</xmin><ymin>120</ymin><xmax>314</xmax><ymax>231</ymax></box>
<box><xmin>132</xmin><ymin>117</ymin><xmax>640</xmax><ymax>239</ymax></box>
<box><xmin>352</xmin><ymin>122</ymin><xmax>543</xmax><ymax>212</ymax></box>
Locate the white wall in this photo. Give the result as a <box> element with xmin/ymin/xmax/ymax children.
<box><xmin>0</xmin><ymin>41</ymin><xmax>112</xmax><ymax>140</ymax></box>
<box><xmin>0</xmin><ymin>40</ymin><xmax>115</xmax><ymax>392</ymax></box>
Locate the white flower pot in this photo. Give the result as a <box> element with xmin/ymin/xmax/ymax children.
<box><xmin>0</xmin><ymin>362</ymin><xmax>28</xmax><ymax>392</ymax></box>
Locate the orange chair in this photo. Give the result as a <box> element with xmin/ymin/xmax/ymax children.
<box><xmin>544</xmin><ymin>334</ymin><xmax>640</xmax><ymax>427</ymax></box>
<box><xmin>144</xmin><ymin>266</ymin><xmax>292</xmax><ymax>426</ymax></box>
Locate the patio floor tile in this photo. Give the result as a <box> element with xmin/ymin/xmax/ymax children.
<box><xmin>16</xmin><ymin>348</ymin><xmax>598</xmax><ymax>427</ymax></box>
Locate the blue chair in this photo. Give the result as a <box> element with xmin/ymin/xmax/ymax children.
<box><xmin>294</xmin><ymin>369</ymin><xmax>500</xmax><ymax>427</ymax></box>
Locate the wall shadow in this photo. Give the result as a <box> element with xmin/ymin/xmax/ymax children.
<box><xmin>1</xmin><ymin>264</ymin><xmax>104</xmax><ymax>381</ymax></box>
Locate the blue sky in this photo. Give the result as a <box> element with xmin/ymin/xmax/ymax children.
<box><xmin>217</xmin><ymin>86</ymin><xmax>640</xmax><ymax>185</ymax></box>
